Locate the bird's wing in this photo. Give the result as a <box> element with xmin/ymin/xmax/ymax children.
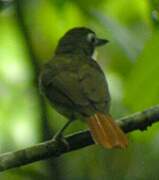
<box><xmin>40</xmin><ymin>62</ymin><xmax>90</xmax><ymax>108</ymax></box>
<box><xmin>40</xmin><ymin>58</ymin><xmax>110</xmax><ymax>117</ymax></box>
<box><xmin>78</xmin><ymin>60</ymin><xmax>110</xmax><ymax>113</ymax></box>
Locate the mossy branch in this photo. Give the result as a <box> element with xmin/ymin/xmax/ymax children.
<box><xmin>0</xmin><ymin>105</ymin><xmax>159</xmax><ymax>172</ymax></box>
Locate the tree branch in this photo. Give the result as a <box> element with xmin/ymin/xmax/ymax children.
<box><xmin>0</xmin><ymin>105</ymin><xmax>159</xmax><ymax>172</ymax></box>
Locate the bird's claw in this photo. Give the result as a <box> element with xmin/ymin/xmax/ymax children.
<box><xmin>52</xmin><ymin>134</ymin><xmax>70</xmax><ymax>151</ymax></box>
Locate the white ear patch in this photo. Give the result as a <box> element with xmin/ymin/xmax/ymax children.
<box><xmin>87</xmin><ymin>33</ymin><xmax>96</xmax><ymax>43</ymax></box>
<box><xmin>92</xmin><ymin>49</ymin><xmax>98</xmax><ymax>60</ymax></box>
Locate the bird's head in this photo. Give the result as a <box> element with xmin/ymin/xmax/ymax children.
<box><xmin>55</xmin><ymin>27</ymin><xmax>109</xmax><ymax>57</ymax></box>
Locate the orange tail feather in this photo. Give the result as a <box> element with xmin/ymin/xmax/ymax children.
<box><xmin>87</xmin><ymin>113</ymin><xmax>128</xmax><ymax>149</ymax></box>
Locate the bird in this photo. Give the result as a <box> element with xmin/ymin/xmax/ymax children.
<box><xmin>39</xmin><ymin>27</ymin><xmax>128</xmax><ymax>149</ymax></box>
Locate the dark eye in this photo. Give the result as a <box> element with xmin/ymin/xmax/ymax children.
<box><xmin>87</xmin><ymin>33</ymin><xmax>96</xmax><ymax>44</ymax></box>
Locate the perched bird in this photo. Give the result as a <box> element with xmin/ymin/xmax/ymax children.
<box><xmin>39</xmin><ymin>27</ymin><xmax>128</xmax><ymax>149</ymax></box>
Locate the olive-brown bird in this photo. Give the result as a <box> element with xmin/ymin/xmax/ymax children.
<box><xmin>39</xmin><ymin>27</ymin><xmax>128</xmax><ymax>149</ymax></box>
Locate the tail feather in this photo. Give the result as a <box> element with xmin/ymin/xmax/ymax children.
<box><xmin>87</xmin><ymin>113</ymin><xmax>128</xmax><ymax>149</ymax></box>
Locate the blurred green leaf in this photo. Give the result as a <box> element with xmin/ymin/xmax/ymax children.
<box><xmin>93</xmin><ymin>11</ymin><xmax>147</xmax><ymax>61</ymax></box>
<box><xmin>125</xmin><ymin>30</ymin><xmax>159</xmax><ymax>111</ymax></box>
<box><xmin>50</xmin><ymin>0</ymin><xmax>105</xmax><ymax>11</ymax></box>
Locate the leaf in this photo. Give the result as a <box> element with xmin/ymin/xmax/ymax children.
<box><xmin>92</xmin><ymin>11</ymin><xmax>145</xmax><ymax>61</ymax></box>
<box><xmin>124</xmin><ymin>30</ymin><xmax>159</xmax><ymax>111</ymax></box>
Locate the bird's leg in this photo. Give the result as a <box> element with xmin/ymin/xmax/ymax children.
<box><xmin>53</xmin><ymin>120</ymin><xmax>72</xmax><ymax>140</ymax></box>
<box><xmin>52</xmin><ymin>120</ymin><xmax>72</xmax><ymax>150</ymax></box>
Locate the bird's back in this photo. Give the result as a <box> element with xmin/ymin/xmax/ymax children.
<box><xmin>40</xmin><ymin>54</ymin><xmax>110</xmax><ymax>120</ymax></box>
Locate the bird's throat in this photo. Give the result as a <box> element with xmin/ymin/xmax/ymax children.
<box><xmin>92</xmin><ymin>50</ymin><xmax>98</xmax><ymax>60</ymax></box>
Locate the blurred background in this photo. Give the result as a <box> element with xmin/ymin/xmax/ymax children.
<box><xmin>0</xmin><ymin>0</ymin><xmax>159</xmax><ymax>179</ymax></box>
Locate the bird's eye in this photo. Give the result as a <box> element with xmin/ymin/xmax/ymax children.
<box><xmin>87</xmin><ymin>33</ymin><xmax>96</xmax><ymax>44</ymax></box>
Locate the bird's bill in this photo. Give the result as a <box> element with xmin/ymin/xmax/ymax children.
<box><xmin>95</xmin><ymin>38</ymin><xmax>109</xmax><ymax>46</ymax></box>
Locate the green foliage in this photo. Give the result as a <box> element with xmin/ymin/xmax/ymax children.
<box><xmin>1</xmin><ymin>0</ymin><xmax>159</xmax><ymax>179</ymax></box>
<box><xmin>125</xmin><ymin>30</ymin><xmax>159</xmax><ymax>111</ymax></box>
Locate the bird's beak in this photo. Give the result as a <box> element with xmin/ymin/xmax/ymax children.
<box><xmin>95</xmin><ymin>38</ymin><xmax>109</xmax><ymax>46</ymax></box>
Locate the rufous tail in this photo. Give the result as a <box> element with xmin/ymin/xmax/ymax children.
<box><xmin>87</xmin><ymin>113</ymin><xmax>128</xmax><ymax>149</ymax></box>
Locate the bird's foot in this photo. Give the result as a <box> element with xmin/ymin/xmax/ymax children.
<box><xmin>52</xmin><ymin>133</ymin><xmax>70</xmax><ymax>151</ymax></box>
